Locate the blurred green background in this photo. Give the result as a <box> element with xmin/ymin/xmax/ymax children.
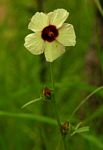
<box><xmin>0</xmin><ymin>0</ymin><xmax>103</xmax><ymax>149</ymax></box>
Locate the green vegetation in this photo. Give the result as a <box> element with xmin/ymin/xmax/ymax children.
<box><xmin>0</xmin><ymin>0</ymin><xmax>103</xmax><ymax>149</ymax></box>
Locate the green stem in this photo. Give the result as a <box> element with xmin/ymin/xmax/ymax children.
<box><xmin>50</xmin><ymin>62</ymin><xmax>66</xmax><ymax>150</ymax></box>
<box><xmin>70</xmin><ymin>86</ymin><xmax>103</xmax><ymax>119</ymax></box>
<box><xmin>94</xmin><ymin>0</ymin><xmax>103</xmax><ymax>16</ymax></box>
<box><xmin>50</xmin><ymin>63</ymin><xmax>61</xmax><ymax>126</ymax></box>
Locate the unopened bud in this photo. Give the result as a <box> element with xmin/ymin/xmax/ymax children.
<box><xmin>60</xmin><ymin>121</ymin><xmax>69</xmax><ymax>135</ymax></box>
<box><xmin>43</xmin><ymin>87</ymin><xmax>52</xmax><ymax>99</ymax></box>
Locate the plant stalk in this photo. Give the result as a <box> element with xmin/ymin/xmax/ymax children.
<box><xmin>50</xmin><ymin>62</ymin><xmax>67</xmax><ymax>150</ymax></box>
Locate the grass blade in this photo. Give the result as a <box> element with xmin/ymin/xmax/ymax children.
<box><xmin>0</xmin><ymin>111</ymin><xmax>57</xmax><ymax>126</ymax></box>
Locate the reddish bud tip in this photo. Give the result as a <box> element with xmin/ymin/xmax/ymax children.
<box><xmin>43</xmin><ymin>87</ymin><xmax>52</xmax><ymax>99</ymax></box>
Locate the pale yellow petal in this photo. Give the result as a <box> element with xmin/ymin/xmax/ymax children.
<box><xmin>57</xmin><ymin>23</ymin><xmax>76</xmax><ymax>46</ymax></box>
<box><xmin>24</xmin><ymin>32</ymin><xmax>45</xmax><ymax>55</ymax></box>
<box><xmin>28</xmin><ymin>12</ymin><xmax>49</xmax><ymax>32</ymax></box>
<box><xmin>48</xmin><ymin>9</ymin><xmax>69</xmax><ymax>28</ymax></box>
<box><xmin>44</xmin><ymin>41</ymin><xmax>65</xmax><ymax>62</ymax></box>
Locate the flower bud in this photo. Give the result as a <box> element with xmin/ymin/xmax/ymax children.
<box><xmin>60</xmin><ymin>121</ymin><xmax>69</xmax><ymax>135</ymax></box>
<box><xmin>43</xmin><ymin>87</ymin><xmax>52</xmax><ymax>99</ymax></box>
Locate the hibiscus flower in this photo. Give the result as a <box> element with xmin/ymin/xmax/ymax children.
<box><xmin>24</xmin><ymin>8</ymin><xmax>76</xmax><ymax>62</ymax></box>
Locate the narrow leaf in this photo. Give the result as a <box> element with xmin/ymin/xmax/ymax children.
<box><xmin>75</xmin><ymin>122</ymin><xmax>82</xmax><ymax>130</ymax></box>
<box><xmin>21</xmin><ymin>97</ymin><xmax>42</xmax><ymax>109</ymax></box>
<box><xmin>71</xmin><ymin>126</ymin><xmax>89</xmax><ymax>136</ymax></box>
<box><xmin>0</xmin><ymin>111</ymin><xmax>57</xmax><ymax>125</ymax></box>
<box><xmin>75</xmin><ymin>126</ymin><xmax>89</xmax><ymax>133</ymax></box>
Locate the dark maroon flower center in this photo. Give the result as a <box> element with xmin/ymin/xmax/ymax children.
<box><xmin>41</xmin><ymin>25</ymin><xmax>58</xmax><ymax>42</ymax></box>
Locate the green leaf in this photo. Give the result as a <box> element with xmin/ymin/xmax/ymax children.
<box><xmin>0</xmin><ymin>111</ymin><xmax>57</xmax><ymax>126</ymax></box>
<box><xmin>75</xmin><ymin>122</ymin><xmax>82</xmax><ymax>130</ymax></box>
<box><xmin>75</xmin><ymin>126</ymin><xmax>90</xmax><ymax>133</ymax></box>
<box><xmin>21</xmin><ymin>97</ymin><xmax>43</xmax><ymax>109</ymax></box>
<box><xmin>71</xmin><ymin>126</ymin><xmax>89</xmax><ymax>136</ymax></box>
<box><xmin>82</xmin><ymin>134</ymin><xmax>103</xmax><ymax>149</ymax></box>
